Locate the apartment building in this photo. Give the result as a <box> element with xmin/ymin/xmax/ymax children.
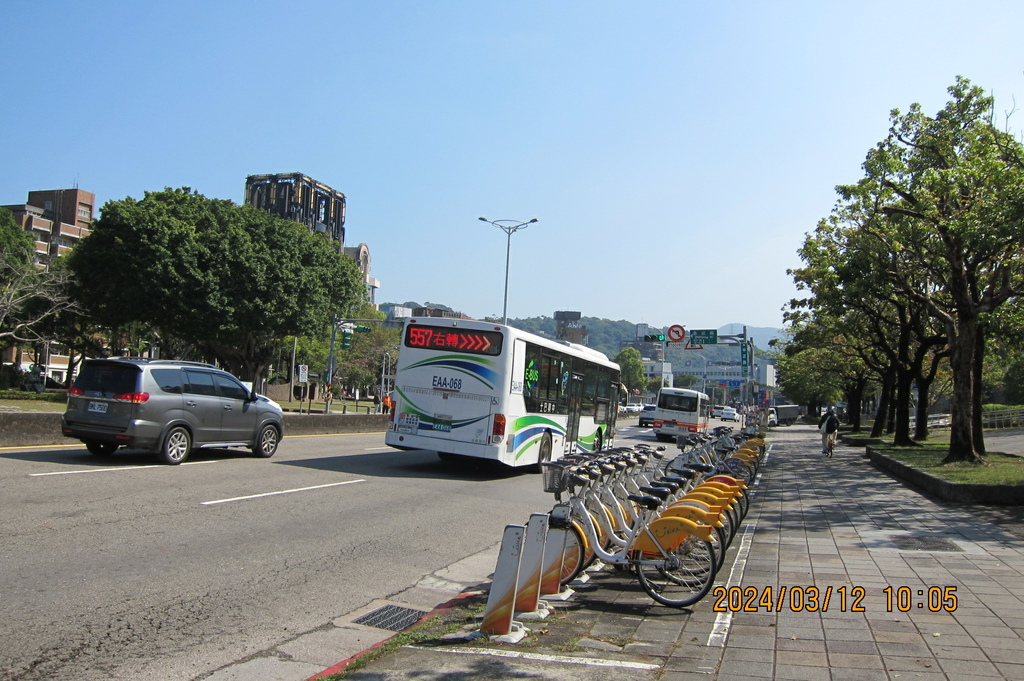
<box><xmin>3</xmin><ymin>188</ymin><xmax>94</xmax><ymax>267</ymax></box>
<box><xmin>1</xmin><ymin>188</ymin><xmax>95</xmax><ymax>386</ymax></box>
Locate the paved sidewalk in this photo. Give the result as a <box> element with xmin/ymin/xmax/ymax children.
<box><xmin>336</xmin><ymin>425</ymin><xmax>1024</xmax><ymax>681</ymax></box>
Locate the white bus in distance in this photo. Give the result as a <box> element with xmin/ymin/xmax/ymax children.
<box><xmin>385</xmin><ymin>318</ymin><xmax>621</xmax><ymax>467</ymax></box>
<box><xmin>651</xmin><ymin>387</ymin><xmax>710</xmax><ymax>442</ymax></box>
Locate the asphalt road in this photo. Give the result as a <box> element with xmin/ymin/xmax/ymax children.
<box><xmin>0</xmin><ymin>431</ymin><xmax>554</xmax><ymax>681</ymax></box>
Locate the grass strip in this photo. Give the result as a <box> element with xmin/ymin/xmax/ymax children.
<box><xmin>878</xmin><ymin>443</ymin><xmax>1024</xmax><ymax>486</ymax></box>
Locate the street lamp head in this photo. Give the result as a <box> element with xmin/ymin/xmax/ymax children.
<box><xmin>478</xmin><ymin>217</ymin><xmax>488</xmax><ymax>222</ymax></box>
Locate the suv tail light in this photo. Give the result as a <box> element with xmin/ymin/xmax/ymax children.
<box><xmin>113</xmin><ymin>392</ymin><xmax>150</xmax><ymax>404</ymax></box>
<box><xmin>491</xmin><ymin>413</ymin><xmax>506</xmax><ymax>443</ymax></box>
<box><xmin>68</xmin><ymin>386</ymin><xmax>84</xmax><ymax>396</ymax></box>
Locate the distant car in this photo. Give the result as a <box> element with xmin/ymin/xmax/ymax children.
<box><xmin>62</xmin><ymin>358</ymin><xmax>284</xmax><ymax>465</ymax></box>
<box><xmin>624</xmin><ymin>403</ymin><xmax>644</xmax><ymax>413</ymax></box>
<box><xmin>638</xmin><ymin>404</ymin><xmax>657</xmax><ymax>427</ymax></box>
<box><xmin>720</xmin><ymin>407</ymin><xmax>740</xmax><ymax>422</ymax></box>
<box><xmin>711</xmin><ymin>405</ymin><xmax>727</xmax><ymax>418</ymax></box>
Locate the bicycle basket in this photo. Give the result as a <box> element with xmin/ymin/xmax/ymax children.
<box><xmin>540</xmin><ymin>462</ymin><xmax>568</xmax><ymax>494</ymax></box>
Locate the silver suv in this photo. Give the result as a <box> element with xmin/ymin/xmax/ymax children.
<box><xmin>62</xmin><ymin>358</ymin><xmax>284</xmax><ymax>464</ymax></box>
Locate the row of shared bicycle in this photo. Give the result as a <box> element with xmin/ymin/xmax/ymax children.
<box><xmin>540</xmin><ymin>426</ymin><xmax>766</xmax><ymax>608</ymax></box>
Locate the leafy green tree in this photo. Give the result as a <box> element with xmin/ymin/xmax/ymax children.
<box><xmin>68</xmin><ymin>188</ymin><xmax>364</xmax><ymax>381</ymax></box>
<box><xmin>673</xmin><ymin>373</ymin><xmax>698</xmax><ymax>388</ymax></box>
<box><xmin>833</xmin><ymin>79</ymin><xmax>1024</xmax><ymax>462</ymax></box>
<box><xmin>0</xmin><ymin>207</ymin><xmax>33</xmax><ymax>262</ymax></box>
<box><xmin>1002</xmin><ymin>356</ymin><xmax>1024</xmax><ymax>405</ymax></box>
<box><xmin>613</xmin><ymin>346</ymin><xmax>645</xmax><ymax>398</ymax></box>
<box><xmin>332</xmin><ymin>302</ymin><xmax>400</xmax><ymax>397</ymax></box>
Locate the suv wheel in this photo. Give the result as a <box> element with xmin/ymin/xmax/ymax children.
<box><xmin>85</xmin><ymin>441</ymin><xmax>118</xmax><ymax>455</ymax></box>
<box><xmin>253</xmin><ymin>424</ymin><xmax>280</xmax><ymax>458</ymax></box>
<box><xmin>161</xmin><ymin>426</ymin><xmax>191</xmax><ymax>465</ymax></box>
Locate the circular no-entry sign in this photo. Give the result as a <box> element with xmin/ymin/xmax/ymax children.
<box><xmin>668</xmin><ymin>325</ymin><xmax>686</xmax><ymax>342</ymax></box>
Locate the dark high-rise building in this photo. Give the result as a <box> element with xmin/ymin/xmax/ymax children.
<box><xmin>555</xmin><ymin>311</ymin><xmax>588</xmax><ymax>345</ymax></box>
<box><xmin>244</xmin><ymin>173</ymin><xmax>346</xmax><ymax>248</ymax></box>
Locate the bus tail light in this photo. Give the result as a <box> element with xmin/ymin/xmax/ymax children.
<box><xmin>491</xmin><ymin>413</ymin><xmax>506</xmax><ymax>443</ymax></box>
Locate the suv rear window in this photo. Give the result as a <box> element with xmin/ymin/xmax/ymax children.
<box><xmin>151</xmin><ymin>368</ymin><xmax>184</xmax><ymax>394</ymax></box>
<box><xmin>73</xmin><ymin>362</ymin><xmax>140</xmax><ymax>397</ymax></box>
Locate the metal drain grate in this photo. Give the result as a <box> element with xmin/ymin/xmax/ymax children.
<box><xmin>887</xmin><ymin>535</ymin><xmax>964</xmax><ymax>552</ymax></box>
<box><xmin>353</xmin><ymin>604</ymin><xmax>428</xmax><ymax>631</ymax></box>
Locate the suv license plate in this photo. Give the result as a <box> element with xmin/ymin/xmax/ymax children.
<box><xmin>87</xmin><ymin>401</ymin><xmax>108</xmax><ymax>414</ymax></box>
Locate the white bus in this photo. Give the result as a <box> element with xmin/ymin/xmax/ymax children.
<box><xmin>385</xmin><ymin>318</ymin><xmax>620</xmax><ymax>466</ymax></box>
<box><xmin>651</xmin><ymin>387</ymin><xmax>710</xmax><ymax>442</ymax></box>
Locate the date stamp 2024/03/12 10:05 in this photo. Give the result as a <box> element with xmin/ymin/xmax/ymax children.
<box><xmin>711</xmin><ymin>585</ymin><xmax>959</xmax><ymax>613</ymax></box>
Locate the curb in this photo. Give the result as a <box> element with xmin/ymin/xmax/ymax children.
<box><xmin>308</xmin><ymin>589</ymin><xmax>487</xmax><ymax>679</ymax></box>
<box><xmin>868</xmin><ymin>446</ymin><xmax>1024</xmax><ymax>505</ymax></box>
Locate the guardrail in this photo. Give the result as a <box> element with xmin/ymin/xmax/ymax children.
<box><xmin>982</xmin><ymin>407</ymin><xmax>1024</xmax><ymax>429</ymax></box>
<box><xmin>926</xmin><ymin>408</ymin><xmax>1024</xmax><ymax>430</ymax></box>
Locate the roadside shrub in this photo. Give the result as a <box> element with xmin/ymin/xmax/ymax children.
<box><xmin>0</xmin><ymin>390</ymin><xmax>67</xmax><ymax>403</ymax></box>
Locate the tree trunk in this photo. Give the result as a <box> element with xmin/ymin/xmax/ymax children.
<box><xmin>870</xmin><ymin>367</ymin><xmax>894</xmax><ymax>438</ymax></box>
<box><xmin>892</xmin><ymin>367</ymin><xmax>916</xmax><ymax>446</ymax></box>
<box><xmin>845</xmin><ymin>378</ymin><xmax>866</xmax><ymax>433</ymax></box>
<box><xmin>943</xmin><ymin>314</ymin><xmax>983</xmax><ymax>463</ymax></box>
<box><xmin>971</xmin><ymin>328</ymin><xmax>986</xmax><ymax>456</ymax></box>
<box><xmin>914</xmin><ymin>376</ymin><xmax>932</xmax><ymax>441</ymax></box>
<box><xmin>885</xmin><ymin>394</ymin><xmax>896</xmax><ymax>435</ymax></box>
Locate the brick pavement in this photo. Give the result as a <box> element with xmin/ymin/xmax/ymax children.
<box><xmin>336</xmin><ymin>424</ymin><xmax>1024</xmax><ymax>680</ymax></box>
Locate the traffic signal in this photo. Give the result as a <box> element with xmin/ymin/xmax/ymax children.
<box><xmin>354</xmin><ymin>325</ymin><xmax>372</xmax><ymax>333</ymax></box>
<box><xmin>341</xmin><ymin>330</ymin><xmax>353</xmax><ymax>349</ymax></box>
<box><xmin>643</xmin><ymin>334</ymin><xmax>666</xmax><ymax>342</ymax></box>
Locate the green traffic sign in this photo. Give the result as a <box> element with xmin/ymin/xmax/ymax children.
<box><xmin>689</xmin><ymin>329</ymin><xmax>718</xmax><ymax>344</ymax></box>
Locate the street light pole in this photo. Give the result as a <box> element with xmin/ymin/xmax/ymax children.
<box><xmin>478</xmin><ymin>217</ymin><xmax>538</xmax><ymax>325</ymax></box>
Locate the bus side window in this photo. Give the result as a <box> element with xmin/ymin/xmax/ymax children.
<box><xmin>523</xmin><ymin>345</ymin><xmax>542</xmax><ymax>412</ymax></box>
<box><xmin>581</xmin><ymin>365</ymin><xmax>597</xmax><ymax>415</ymax></box>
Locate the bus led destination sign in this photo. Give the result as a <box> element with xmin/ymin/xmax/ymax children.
<box><xmin>404</xmin><ymin>325</ymin><xmax>503</xmax><ymax>356</ymax></box>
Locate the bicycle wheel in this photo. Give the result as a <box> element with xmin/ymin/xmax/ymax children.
<box><xmin>636</xmin><ymin>536</ymin><xmax>717</xmax><ymax>608</ymax></box>
<box><xmin>721</xmin><ymin>457</ymin><xmax>755</xmax><ymax>486</ymax></box>
<box><xmin>559</xmin><ymin>520</ymin><xmax>591</xmax><ymax>586</ymax></box>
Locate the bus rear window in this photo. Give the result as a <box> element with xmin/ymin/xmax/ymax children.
<box><xmin>404</xmin><ymin>325</ymin><xmax>503</xmax><ymax>356</ymax></box>
<box><xmin>659</xmin><ymin>393</ymin><xmax>698</xmax><ymax>412</ymax></box>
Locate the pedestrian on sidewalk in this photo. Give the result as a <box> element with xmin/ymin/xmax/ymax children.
<box><xmin>818</xmin><ymin>407</ymin><xmax>840</xmax><ymax>456</ymax></box>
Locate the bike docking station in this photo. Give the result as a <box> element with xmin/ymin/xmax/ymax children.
<box><xmin>468</xmin><ymin>512</ymin><xmax>575</xmax><ymax>644</ymax></box>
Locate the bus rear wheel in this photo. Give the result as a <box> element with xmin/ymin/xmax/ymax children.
<box><xmin>532</xmin><ymin>432</ymin><xmax>553</xmax><ymax>472</ymax></box>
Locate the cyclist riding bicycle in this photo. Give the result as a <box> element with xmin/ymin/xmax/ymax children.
<box><xmin>818</xmin><ymin>407</ymin><xmax>840</xmax><ymax>456</ymax></box>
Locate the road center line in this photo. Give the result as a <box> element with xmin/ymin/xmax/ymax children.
<box><xmin>30</xmin><ymin>461</ymin><xmax>220</xmax><ymax>476</ymax></box>
<box><xmin>201</xmin><ymin>479</ymin><xmax>365</xmax><ymax>505</ymax></box>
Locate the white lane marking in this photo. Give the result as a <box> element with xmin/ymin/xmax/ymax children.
<box><xmin>416</xmin><ymin>646</ymin><xmax>660</xmax><ymax>670</ymax></box>
<box><xmin>708</xmin><ymin>519</ymin><xmax>758</xmax><ymax>647</ymax></box>
<box><xmin>363</xmin><ymin>446</ymin><xmax>391</xmax><ymax>451</ymax></box>
<box><xmin>30</xmin><ymin>461</ymin><xmax>220</xmax><ymax>476</ymax></box>
<box><xmin>201</xmin><ymin>479</ymin><xmax>365</xmax><ymax>505</ymax></box>
<box><xmin>707</xmin><ymin>444</ymin><xmax>771</xmax><ymax>648</ymax></box>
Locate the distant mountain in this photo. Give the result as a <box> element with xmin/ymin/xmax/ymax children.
<box><xmin>380</xmin><ymin>304</ymin><xmax>785</xmax><ymax>358</ymax></box>
<box><xmin>717</xmin><ymin>324</ymin><xmax>786</xmax><ymax>347</ymax></box>
<box><xmin>505</xmin><ymin>316</ymin><xmax>783</xmax><ymax>359</ymax></box>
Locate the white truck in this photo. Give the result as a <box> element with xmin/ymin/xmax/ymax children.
<box><xmin>768</xmin><ymin>404</ymin><xmax>801</xmax><ymax>426</ymax></box>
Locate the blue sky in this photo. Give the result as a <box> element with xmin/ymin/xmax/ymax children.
<box><xmin>4</xmin><ymin>1</ymin><xmax>1024</xmax><ymax>331</ymax></box>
